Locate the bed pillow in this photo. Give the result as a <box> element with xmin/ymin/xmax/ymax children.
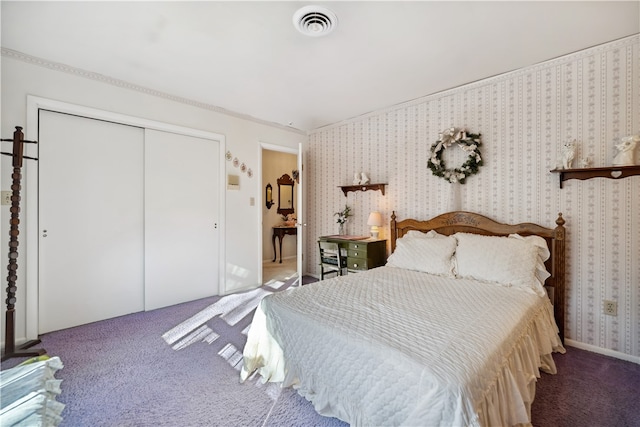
<box><xmin>386</xmin><ymin>234</ymin><xmax>457</xmax><ymax>277</ymax></box>
<box><xmin>404</xmin><ymin>229</ymin><xmax>444</xmax><ymax>239</ymax></box>
<box><xmin>508</xmin><ymin>233</ymin><xmax>551</xmax><ymax>290</ymax></box>
<box><xmin>454</xmin><ymin>232</ymin><xmax>547</xmax><ymax>296</ymax></box>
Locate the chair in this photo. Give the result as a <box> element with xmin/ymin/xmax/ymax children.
<box><xmin>318</xmin><ymin>241</ymin><xmax>347</xmax><ymax>280</ymax></box>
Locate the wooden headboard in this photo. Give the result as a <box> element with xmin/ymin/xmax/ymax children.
<box><xmin>390</xmin><ymin>211</ymin><xmax>566</xmax><ymax>343</ymax></box>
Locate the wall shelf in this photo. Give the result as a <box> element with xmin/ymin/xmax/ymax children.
<box><xmin>339</xmin><ymin>183</ymin><xmax>387</xmax><ymax>197</ymax></box>
<box><xmin>550</xmin><ymin>165</ymin><xmax>640</xmax><ymax>188</ymax></box>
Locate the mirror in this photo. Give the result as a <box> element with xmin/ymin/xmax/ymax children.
<box><xmin>277</xmin><ymin>173</ymin><xmax>294</xmax><ymax>216</ymax></box>
<box><xmin>265</xmin><ymin>183</ymin><xmax>274</xmax><ymax>209</ymax></box>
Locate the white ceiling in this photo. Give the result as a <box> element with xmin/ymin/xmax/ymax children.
<box><xmin>2</xmin><ymin>1</ymin><xmax>638</xmax><ymax>131</ymax></box>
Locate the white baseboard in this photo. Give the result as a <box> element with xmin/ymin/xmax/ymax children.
<box><xmin>565</xmin><ymin>339</ymin><xmax>640</xmax><ymax>365</ymax></box>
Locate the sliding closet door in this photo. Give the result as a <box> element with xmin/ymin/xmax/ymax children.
<box><xmin>144</xmin><ymin>129</ymin><xmax>220</xmax><ymax>310</ymax></box>
<box><xmin>38</xmin><ymin>110</ymin><xmax>144</xmax><ymax>333</ymax></box>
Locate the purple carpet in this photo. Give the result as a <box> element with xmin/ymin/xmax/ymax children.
<box><xmin>532</xmin><ymin>344</ymin><xmax>640</xmax><ymax>426</ymax></box>
<box><xmin>2</xmin><ymin>275</ymin><xmax>639</xmax><ymax>426</ymax></box>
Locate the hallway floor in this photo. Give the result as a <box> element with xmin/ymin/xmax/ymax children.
<box><xmin>263</xmin><ymin>257</ymin><xmax>297</xmax><ymax>284</ymax></box>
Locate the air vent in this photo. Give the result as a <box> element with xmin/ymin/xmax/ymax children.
<box><xmin>293</xmin><ymin>6</ymin><xmax>337</xmax><ymax>37</ymax></box>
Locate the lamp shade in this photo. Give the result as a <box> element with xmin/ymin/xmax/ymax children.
<box><xmin>367</xmin><ymin>211</ymin><xmax>383</xmax><ymax>227</ymax></box>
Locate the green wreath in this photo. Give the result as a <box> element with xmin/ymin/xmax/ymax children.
<box><xmin>427</xmin><ymin>127</ymin><xmax>483</xmax><ymax>184</ymax></box>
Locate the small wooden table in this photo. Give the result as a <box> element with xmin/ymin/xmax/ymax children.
<box><xmin>272</xmin><ymin>226</ymin><xmax>297</xmax><ymax>263</ymax></box>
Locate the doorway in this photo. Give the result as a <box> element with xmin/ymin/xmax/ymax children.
<box><xmin>261</xmin><ymin>147</ymin><xmax>299</xmax><ymax>284</ymax></box>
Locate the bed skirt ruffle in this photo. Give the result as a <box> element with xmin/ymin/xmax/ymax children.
<box><xmin>474</xmin><ymin>301</ymin><xmax>565</xmax><ymax>426</ymax></box>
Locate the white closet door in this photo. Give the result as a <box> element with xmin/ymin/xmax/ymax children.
<box><xmin>38</xmin><ymin>110</ymin><xmax>144</xmax><ymax>333</ymax></box>
<box><xmin>144</xmin><ymin>129</ymin><xmax>219</xmax><ymax>310</ymax></box>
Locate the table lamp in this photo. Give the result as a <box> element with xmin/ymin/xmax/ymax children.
<box><xmin>367</xmin><ymin>211</ymin><xmax>383</xmax><ymax>238</ymax></box>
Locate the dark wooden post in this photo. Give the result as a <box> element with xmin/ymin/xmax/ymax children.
<box><xmin>2</xmin><ymin>126</ymin><xmax>46</xmax><ymax>361</ymax></box>
<box><xmin>553</xmin><ymin>212</ymin><xmax>566</xmax><ymax>344</ymax></box>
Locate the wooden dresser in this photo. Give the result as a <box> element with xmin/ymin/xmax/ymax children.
<box><xmin>318</xmin><ymin>236</ymin><xmax>387</xmax><ymax>273</ymax></box>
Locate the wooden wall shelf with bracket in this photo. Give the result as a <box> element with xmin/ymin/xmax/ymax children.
<box><xmin>550</xmin><ymin>165</ymin><xmax>640</xmax><ymax>188</ymax></box>
<box><xmin>339</xmin><ymin>183</ymin><xmax>387</xmax><ymax>197</ymax></box>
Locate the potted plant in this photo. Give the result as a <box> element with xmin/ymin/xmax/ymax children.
<box><xmin>334</xmin><ymin>205</ymin><xmax>352</xmax><ymax>235</ymax></box>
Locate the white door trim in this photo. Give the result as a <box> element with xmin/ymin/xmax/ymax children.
<box><xmin>25</xmin><ymin>95</ymin><xmax>227</xmax><ymax>340</ymax></box>
<box><xmin>296</xmin><ymin>142</ymin><xmax>304</xmax><ymax>285</ymax></box>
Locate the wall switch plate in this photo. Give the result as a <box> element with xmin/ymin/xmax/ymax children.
<box><xmin>1</xmin><ymin>191</ymin><xmax>11</xmax><ymax>205</ymax></box>
<box><xmin>603</xmin><ymin>300</ymin><xmax>617</xmax><ymax>316</ymax></box>
<box><xmin>250</xmin><ymin>197</ymin><xmax>255</xmax><ymax>206</ymax></box>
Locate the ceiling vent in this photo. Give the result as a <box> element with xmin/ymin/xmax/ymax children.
<box><xmin>293</xmin><ymin>6</ymin><xmax>337</xmax><ymax>37</ymax></box>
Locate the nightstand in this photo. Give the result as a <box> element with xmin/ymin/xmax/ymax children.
<box><xmin>318</xmin><ymin>236</ymin><xmax>387</xmax><ymax>273</ymax></box>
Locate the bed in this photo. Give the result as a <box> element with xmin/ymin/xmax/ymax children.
<box><xmin>241</xmin><ymin>211</ymin><xmax>566</xmax><ymax>426</ymax></box>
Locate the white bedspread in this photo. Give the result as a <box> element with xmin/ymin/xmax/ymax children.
<box><xmin>241</xmin><ymin>267</ymin><xmax>565</xmax><ymax>426</ymax></box>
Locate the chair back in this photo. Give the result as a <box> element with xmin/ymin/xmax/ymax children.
<box><xmin>318</xmin><ymin>241</ymin><xmax>346</xmax><ymax>279</ymax></box>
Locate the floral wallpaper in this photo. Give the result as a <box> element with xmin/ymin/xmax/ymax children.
<box><xmin>305</xmin><ymin>35</ymin><xmax>640</xmax><ymax>359</ymax></box>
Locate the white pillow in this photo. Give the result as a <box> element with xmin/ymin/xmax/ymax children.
<box><xmin>454</xmin><ymin>232</ymin><xmax>547</xmax><ymax>296</ymax></box>
<box><xmin>404</xmin><ymin>229</ymin><xmax>444</xmax><ymax>239</ymax></box>
<box><xmin>386</xmin><ymin>234</ymin><xmax>457</xmax><ymax>277</ymax></box>
<box><xmin>508</xmin><ymin>233</ymin><xmax>551</xmax><ymax>291</ymax></box>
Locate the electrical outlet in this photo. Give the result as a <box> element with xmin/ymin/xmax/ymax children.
<box><xmin>1</xmin><ymin>191</ymin><xmax>11</xmax><ymax>206</ymax></box>
<box><xmin>603</xmin><ymin>300</ymin><xmax>617</xmax><ymax>316</ymax></box>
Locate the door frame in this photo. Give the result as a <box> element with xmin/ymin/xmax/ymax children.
<box><xmin>259</xmin><ymin>141</ymin><xmax>303</xmax><ymax>285</ymax></box>
<box><xmin>25</xmin><ymin>95</ymin><xmax>226</xmax><ymax>340</ymax></box>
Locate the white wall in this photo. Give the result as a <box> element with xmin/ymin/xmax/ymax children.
<box><xmin>305</xmin><ymin>35</ymin><xmax>640</xmax><ymax>360</ymax></box>
<box><xmin>1</xmin><ymin>52</ymin><xmax>305</xmax><ymax>345</ymax></box>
